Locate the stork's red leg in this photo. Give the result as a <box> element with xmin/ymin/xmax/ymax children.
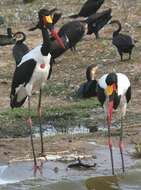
<box><xmin>107</xmin><ymin>116</ymin><xmax>115</xmax><ymax>175</ymax></box>
<box><xmin>27</xmin><ymin>97</ymin><xmax>37</xmax><ymax>175</ymax></box>
<box><xmin>38</xmin><ymin>89</ymin><xmax>45</xmax><ymax>156</ymax></box>
<box><xmin>119</xmin><ymin>117</ymin><xmax>125</xmax><ymax>173</ymax></box>
<box><xmin>27</xmin><ymin>96</ymin><xmax>43</xmax><ymax>176</ymax></box>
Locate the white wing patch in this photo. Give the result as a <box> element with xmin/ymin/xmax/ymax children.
<box><xmin>16</xmin><ymin>83</ymin><xmax>27</xmax><ymax>102</ymax></box>
<box><xmin>117</xmin><ymin>73</ymin><xmax>130</xmax><ymax>96</ymax></box>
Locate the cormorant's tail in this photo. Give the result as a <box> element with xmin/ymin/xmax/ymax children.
<box><xmin>69</xmin><ymin>14</ymin><xmax>79</xmax><ymax>19</ymax></box>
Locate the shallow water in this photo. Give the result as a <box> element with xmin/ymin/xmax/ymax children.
<box><xmin>1</xmin><ymin>166</ymin><xmax>141</xmax><ymax>190</ymax></box>
<box><xmin>0</xmin><ymin>143</ymin><xmax>140</xmax><ymax>190</ymax></box>
<box><xmin>33</xmin><ymin>121</ymin><xmax>120</xmax><ymax>137</ymax></box>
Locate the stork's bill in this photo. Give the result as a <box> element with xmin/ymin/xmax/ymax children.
<box><xmin>43</xmin><ymin>15</ymin><xmax>65</xmax><ymax>49</ymax></box>
<box><xmin>105</xmin><ymin>84</ymin><xmax>116</xmax><ymax>96</ymax></box>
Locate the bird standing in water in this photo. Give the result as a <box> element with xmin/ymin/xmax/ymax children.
<box><xmin>10</xmin><ymin>8</ymin><xmax>65</xmax><ymax>174</ymax></box>
<box><xmin>97</xmin><ymin>72</ymin><xmax>131</xmax><ymax>174</ymax></box>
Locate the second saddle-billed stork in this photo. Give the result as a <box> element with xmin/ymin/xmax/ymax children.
<box><xmin>97</xmin><ymin>72</ymin><xmax>131</xmax><ymax>175</ymax></box>
<box><xmin>10</xmin><ymin>8</ymin><xmax>65</xmax><ymax>174</ymax></box>
<box><xmin>77</xmin><ymin>65</ymin><xmax>131</xmax><ymax>174</ymax></box>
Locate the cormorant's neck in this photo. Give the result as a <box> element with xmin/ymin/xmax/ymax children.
<box><xmin>113</xmin><ymin>21</ymin><xmax>122</xmax><ymax>37</ymax></box>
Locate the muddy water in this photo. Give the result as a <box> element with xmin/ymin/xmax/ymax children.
<box><xmin>1</xmin><ymin>165</ymin><xmax>141</xmax><ymax>190</ymax></box>
<box><xmin>0</xmin><ymin>144</ymin><xmax>141</xmax><ymax>190</ymax></box>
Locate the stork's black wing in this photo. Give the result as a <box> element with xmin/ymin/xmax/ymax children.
<box><xmin>10</xmin><ymin>59</ymin><xmax>36</xmax><ymax>108</ymax></box>
<box><xmin>11</xmin><ymin>59</ymin><xmax>36</xmax><ymax>96</ymax></box>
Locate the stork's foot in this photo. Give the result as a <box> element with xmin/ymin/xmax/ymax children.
<box><xmin>33</xmin><ymin>162</ymin><xmax>43</xmax><ymax>176</ymax></box>
<box><xmin>27</xmin><ymin>117</ymin><xmax>32</xmax><ymax>128</ymax></box>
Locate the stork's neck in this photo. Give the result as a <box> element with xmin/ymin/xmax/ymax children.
<box><xmin>113</xmin><ymin>21</ymin><xmax>122</xmax><ymax>37</ymax></box>
<box><xmin>40</xmin><ymin>27</ymin><xmax>50</xmax><ymax>56</ymax></box>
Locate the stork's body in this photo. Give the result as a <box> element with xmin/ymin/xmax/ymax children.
<box><xmin>97</xmin><ymin>72</ymin><xmax>131</xmax><ymax>174</ymax></box>
<box><xmin>10</xmin><ymin>8</ymin><xmax>65</xmax><ymax>175</ymax></box>
<box><xmin>11</xmin><ymin>41</ymin><xmax>52</xmax><ymax>108</ymax></box>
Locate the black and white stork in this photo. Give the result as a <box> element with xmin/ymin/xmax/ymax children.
<box><xmin>87</xmin><ymin>8</ymin><xmax>112</xmax><ymax>39</ymax></box>
<box><xmin>97</xmin><ymin>72</ymin><xmax>131</xmax><ymax>174</ymax></box>
<box><xmin>10</xmin><ymin>8</ymin><xmax>65</xmax><ymax>174</ymax></box>
<box><xmin>12</xmin><ymin>31</ymin><xmax>29</xmax><ymax>66</ymax></box>
<box><xmin>69</xmin><ymin>0</ymin><xmax>105</xmax><ymax>18</ymax></box>
<box><xmin>110</xmin><ymin>20</ymin><xmax>135</xmax><ymax>61</ymax></box>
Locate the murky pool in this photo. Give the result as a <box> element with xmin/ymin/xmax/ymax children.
<box><xmin>1</xmin><ymin>165</ymin><xmax>141</xmax><ymax>190</ymax></box>
<box><xmin>0</xmin><ymin>143</ymin><xmax>141</xmax><ymax>190</ymax></box>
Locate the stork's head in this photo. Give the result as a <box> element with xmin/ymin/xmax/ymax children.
<box><xmin>38</xmin><ymin>9</ymin><xmax>53</xmax><ymax>29</ymax></box>
<box><xmin>105</xmin><ymin>72</ymin><xmax>117</xmax><ymax>124</ymax></box>
<box><xmin>38</xmin><ymin>8</ymin><xmax>65</xmax><ymax>48</ymax></box>
<box><xmin>105</xmin><ymin>72</ymin><xmax>117</xmax><ymax>98</ymax></box>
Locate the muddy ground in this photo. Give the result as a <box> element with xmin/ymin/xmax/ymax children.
<box><xmin>0</xmin><ymin>0</ymin><xmax>141</xmax><ymax>163</ymax></box>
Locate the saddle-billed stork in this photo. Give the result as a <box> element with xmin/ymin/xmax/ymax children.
<box><xmin>10</xmin><ymin>8</ymin><xmax>65</xmax><ymax>174</ymax></box>
<box><xmin>69</xmin><ymin>0</ymin><xmax>105</xmax><ymax>18</ymax></box>
<box><xmin>97</xmin><ymin>72</ymin><xmax>131</xmax><ymax>174</ymax></box>
<box><xmin>110</xmin><ymin>20</ymin><xmax>135</xmax><ymax>61</ymax></box>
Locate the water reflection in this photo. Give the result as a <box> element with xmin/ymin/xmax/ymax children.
<box><xmin>85</xmin><ymin>176</ymin><xmax>120</xmax><ymax>190</ymax></box>
<box><xmin>34</xmin><ymin>123</ymin><xmax>90</xmax><ymax>137</ymax></box>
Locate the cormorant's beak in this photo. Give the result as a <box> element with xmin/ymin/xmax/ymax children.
<box><xmin>91</xmin><ymin>66</ymin><xmax>98</xmax><ymax>80</ymax></box>
<box><xmin>43</xmin><ymin>15</ymin><xmax>65</xmax><ymax>49</ymax></box>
